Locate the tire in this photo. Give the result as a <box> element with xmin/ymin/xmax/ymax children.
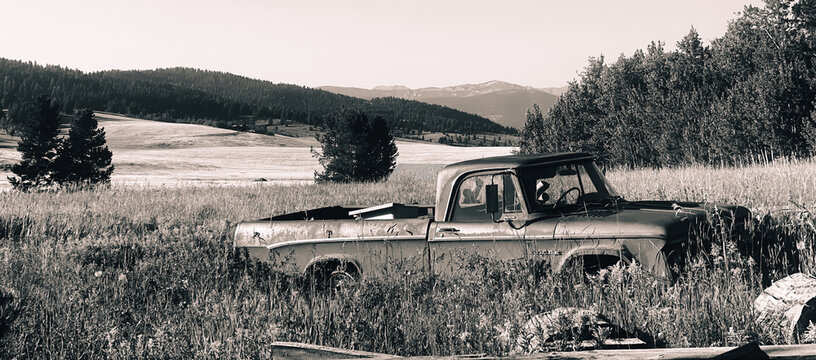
<box><xmin>562</xmin><ymin>255</ymin><xmax>623</xmax><ymax>283</ymax></box>
<box><xmin>304</xmin><ymin>260</ymin><xmax>359</xmax><ymax>294</ymax></box>
<box><xmin>328</xmin><ymin>269</ymin><xmax>356</xmax><ymax>289</ymax></box>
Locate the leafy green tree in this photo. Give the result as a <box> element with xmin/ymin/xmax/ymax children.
<box><xmin>8</xmin><ymin>95</ymin><xmax>62</xmax><ymax>190</ymax></box>
<box><xmin>54</xmin><ymin>109</ymin><xmax>114</xmax><ymax>185</ymax></box>
<box><xmin>314</xmin><ymin>109</ymin><xmax>398</xmax><ymax>183</ymax></box>
<box><xmin>517</xmin><ymin>104</ymin><xmax>546</xmax><ymax>154</ymax></box>
<box><xmin>519</xmin><ymin>0</ymin><xmax>816</xmax><ymax>167</ymax></box>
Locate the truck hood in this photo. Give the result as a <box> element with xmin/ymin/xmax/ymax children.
<box><xmin>525</xmin><ymin>200</ymin><xmax>750</xmax><ymax>241</ymax></box>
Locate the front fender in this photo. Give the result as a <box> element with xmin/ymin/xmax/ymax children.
<box><xmin>555</xmin><ymin>237</ymin><xmax>670</xmax><ymax>278</ymax></box>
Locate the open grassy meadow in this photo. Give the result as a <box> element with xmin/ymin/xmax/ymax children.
<box><xmin>0</xmin><ymin>113</ymin><xmax>514</xmax><ymax>189</ymax></box>
<box><xmin>1</xmin><ymin>153</ymin><xmax>815</xmax><ymax>358</ymax></box>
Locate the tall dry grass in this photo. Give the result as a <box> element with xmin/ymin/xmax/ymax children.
<box><xmin>0</xmin><ymin>160</ymin><xmax>814</xmax><ymax>358</ymax></box>
<box><xmin>606</xmin><ymin>157</ymin><xmax>816</xmax><ymax>211</ymax></box>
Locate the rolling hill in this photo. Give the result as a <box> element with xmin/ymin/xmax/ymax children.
<box><xmin>320</xmin><ymin>81</ymin><xmax>561</xmax><ymax>128</ymax></box>
<box><xmin>0</xmin><ymin>58</ymin><xmax>514</xmax><ymax>136</ymax></box>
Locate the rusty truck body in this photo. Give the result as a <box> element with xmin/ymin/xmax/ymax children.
<box><xmin>234</xmin><ymin>152</ymin><xmax>749</xmax><ymax>283</ymax></box>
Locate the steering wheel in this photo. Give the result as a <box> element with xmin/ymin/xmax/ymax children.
<box><xmin>555</xmin><ymin>187</ymin><xmax>581</xmax><ymax>206</ymax></box>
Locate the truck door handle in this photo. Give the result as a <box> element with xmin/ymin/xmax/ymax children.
<box><xmin>438</xmin><ymin>227</ymin><xmax>459</xmax><ymax>232</ymax></box>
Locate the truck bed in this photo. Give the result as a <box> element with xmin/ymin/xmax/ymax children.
<box><xmin>261</xmin><ymin>203</ymin><xmax>434</xmax><ymax>221</ymax></box>
<box><xmin>234</xmin><ymin>203</ymin><xmax>435</xmax><ymax>273</ymax></box>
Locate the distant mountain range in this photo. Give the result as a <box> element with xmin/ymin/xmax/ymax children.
<box><xmin>320</xmin><ymin>81</ymin><xmax>567</xmax><ymax>129</ymax></box>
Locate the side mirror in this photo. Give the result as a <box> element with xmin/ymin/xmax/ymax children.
<box><xmin>485</xmin><ymin>184</ymin><xmax>499</xmax><ymax>215</ymax></box>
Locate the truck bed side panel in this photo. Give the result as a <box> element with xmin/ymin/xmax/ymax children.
<box><xmin>235</xmin><ymin>219</ymin><xmax>432</xmax><ymax>275</ymax></box>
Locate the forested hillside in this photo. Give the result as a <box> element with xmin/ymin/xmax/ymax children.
<box><xmin>0</xmin><ymin>60</ymin><xmax>514</xmax><ymax>135</ymax></box>
<box><xmin>519</xmin><ymin>0</ymin><xmax>816</xmax><ymax>167</ymax></box>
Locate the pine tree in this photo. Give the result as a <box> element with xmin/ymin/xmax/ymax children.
<box><xmin>54</xmin><ymin>109</ymin><xmax>114</xmax><ymax>186</ymax></box>
<box><xmin>362</xmin><ymin>115</ymin><xmax>398</xmax><ymax>182</ymax></box>
<box><xmin>8</xmin><ymin>95</ymin><xmax>62</xmax><ymax>191</ymax></box>
<box><xmin>314</xmin><ymin>109</ymin><xmax>398</xmax><ymax>183</ymax></box>
<box><xmin>313</xmin><ymin>109</ymin><xmax>363</xmax><ymax>183</ymax></box>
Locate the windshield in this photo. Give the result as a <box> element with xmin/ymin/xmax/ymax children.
<box><xmin>519</xmin><ymin>161</ymin><xmax>619</xmax><ymax>213</ymax></box>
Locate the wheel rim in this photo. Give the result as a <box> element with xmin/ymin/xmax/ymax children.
<box><xmin>328</xmin><ymin>270</ymin><xmax>355</xmax><ymax>289</ymax></box>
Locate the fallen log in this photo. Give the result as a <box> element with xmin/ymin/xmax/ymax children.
<box><xmin>513</xmin><ymin>307</ymin><xmax>646</xmax><ymax>354</ymax></box>
<box><xmin>754</xmin><ymin>272</ymin><xmax>816</xmax><ymax>342</ymax></box>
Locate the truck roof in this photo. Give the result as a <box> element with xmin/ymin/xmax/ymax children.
<box><xmin>435</xmin><ymin>152</ymin><xmax>595</xmax><ymax>221</ymax></box>
<box><xmin>442</xmin><ymin>152</ymin><xmax>594</xmax><ymax>172</ymax></box>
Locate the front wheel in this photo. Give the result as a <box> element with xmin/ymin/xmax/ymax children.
<box><xmin>561</xmin><ymin>255</ymin><xmax>624</xmax><ymax>283</ymax></box>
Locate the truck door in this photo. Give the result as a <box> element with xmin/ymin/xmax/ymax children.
<box><xmin>428</xmin><ymin>171</ymin><xmax>543</xmax><ymax>274</ymax></box>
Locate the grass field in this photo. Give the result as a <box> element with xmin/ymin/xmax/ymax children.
<box><xmin>1</xmin><ymin>154</ymin><xmax>815</xmax><ymax>358</ymax></box>
<box><xmin>0</xmin><ymin>113</ymin><xmax>514</xmax><ymax>188</ymax></box>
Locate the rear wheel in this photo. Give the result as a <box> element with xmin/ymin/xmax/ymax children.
<box><xmin>305</xmin><ymin>260</ymin><xmax>359</xmax><ymax>293</ymax></box>
<box><xmin>328</xmin><ymin>269</ymin><xmax>356</xmax><ymax>289</ymax></box>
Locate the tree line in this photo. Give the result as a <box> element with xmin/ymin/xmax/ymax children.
<box><xmin>0</xmin><ymin>60</ymin><xmax>514</xmax><ymax>136</ymax></box>
<box><xmin>519</xmin><ymin>0</ymin><xmax>816</xmax><ymax>167</ymax></box>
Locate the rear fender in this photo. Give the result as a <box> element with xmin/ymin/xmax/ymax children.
<box><xmin>304</xmin><ymin>254</ymin><xmax>362</xmax><ymax>276</ymax></box>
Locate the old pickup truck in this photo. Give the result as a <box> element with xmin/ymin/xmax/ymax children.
<box><xmin>234</xmin><ymin>152</ymin><xmax>749</xmax><ymax>285</ymax></box>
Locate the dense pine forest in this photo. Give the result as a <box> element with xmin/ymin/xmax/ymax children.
<box><xmin>519</xmin><ymin>0</ymin><xmax>816</xmax><ymax>167</ymax></box>
<box><xmin>0</xmin><ymin>59</ymin><xmax>514</xmax><ymax>135</ymax></box>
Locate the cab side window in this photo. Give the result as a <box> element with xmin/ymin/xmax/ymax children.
<box><xmin>452</xmin><ymin>175</ymin><xmax>492</xmax><ymax>221</ymax></box>
<box><xmin>451</xmin><ymin>173</ymin><xmax>522</xmax><ymax>221</ymax></box>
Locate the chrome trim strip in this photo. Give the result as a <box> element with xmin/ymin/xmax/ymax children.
<box><xmin>267</xmin><ymin>235</ymin><xmax>427</xmax><ymax>249</ymax></box>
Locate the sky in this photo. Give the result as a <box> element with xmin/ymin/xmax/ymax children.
<box><xmin>1</xmin><ymin>0</ymin><xmax>763</xmax><ymax>89</ymax></box>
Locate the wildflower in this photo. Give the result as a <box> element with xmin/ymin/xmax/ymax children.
<box><xmin>478</xmin><ymin>314</ymin><xmax>490</xmax><ymax>330</ymax></box>
<box><xmin>94</xmin><ymin>270</ymin><xmax>103</xmax><ymax>278</ymax></box>
<box><xmin>209</xmin><ymin>341</ymin><xmax>222</xmax><ymax>351</ymax></box>
<box><xmin>118</xmin><ymin>273</ymin><xmax>127</xmax><ymax>282</ymax></box>
<box><xmin>495</xmin><ymin>320</ymin><xmax>513</xmax><ymax>347</ymax></box>
<box><xmin>730</xmin><ymin>268</ymin><xmax>742</xmax><ymax>277</ymax></box>
<box><xmin>803</xmin><ymin>322</ymin><xmax>816</xmax><ymax>344</ymax></box>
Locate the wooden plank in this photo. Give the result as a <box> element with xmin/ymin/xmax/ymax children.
<box><xmin>404</xmin><ymin>344</ymin><xmax>816</xmax><ymax>359</ymax></box>
<box><xmin>271</xmin><ymin>341</ymin><xmax>398</xmax><ymax>359</ymax></box>
<box><xmin>269</xmin><ymin>342</ymin><xmax>816</xmax><ymax>359</ymax></box>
